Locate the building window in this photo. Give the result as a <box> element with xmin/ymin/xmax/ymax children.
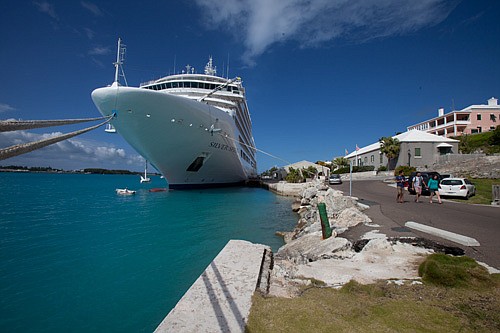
<box><xmin>478</xmin><ymin>126</ymin><xmax>482</xmax><ymax>133</ymax></box>
<box><xmin>370</xmin><ymin>155</ymin><xmax>374</xmax><ymax>163</ymax></box>
<box><xmin>414</xmin><ymin>147</ymin><xmax>421</xmax><ymax>157</ymax></box>
<box><xmin>491</xmin><ymin>114</ymin><xmax>497</xmax><ymax>122</ymax></box>
<box><xmin>364</xmin><ymin>157</ymin><xmax>367</xmax><ymax>165</ymax></box>
<box><xmin>491</xmin><ymin>127</ymin><xmax>496</xmax><ymax>131</ymax></box>
<box><xmin>471</xmin><ymin>129</ymin><xmax>479</xmax><ymax>134</ymax></box>
<box><xmin>379</xmin><ymin>153</ymin><xmax>383</xmax><ymax>164</ymax></box>
<box><xmin>477</xmin><ymin>114</ymin><xmax>481</xmax><ymax>121</ymax></box>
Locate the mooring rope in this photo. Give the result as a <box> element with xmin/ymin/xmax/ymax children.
<box><xmin>0</xmin><ymin>117</ymin><xmax>112</xmax><ymax>161</ymax></box>
<box><xmin>0</xmin><ymin>116</ymin><xmax>109</xmax><ymax>132</ymax></box>
<box><xmin>219</xmin><ymin>133</ymin><xmax>291</xmax><ymax>165</ymax></box>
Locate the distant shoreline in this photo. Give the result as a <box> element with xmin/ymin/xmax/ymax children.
<box><xmin>0</xmin><ymin>166</ymin><xmax>158</xmax><ymax>176</ymax></box>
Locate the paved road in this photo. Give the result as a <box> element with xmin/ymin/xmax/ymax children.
<box><xmin>331</xmin><ymin>179</ymin><xmax>500</xmax><ymax>269</ymax></box>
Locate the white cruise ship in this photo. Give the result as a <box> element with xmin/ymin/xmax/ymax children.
<box><xmin>91</xmin><ymin>39</ymin><xmax>257</xmax><ymax>188</ymax></box>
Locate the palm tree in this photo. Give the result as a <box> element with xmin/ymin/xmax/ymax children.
<box><xmin>379</xmin><ymin>137</ymin><xmax>400</xmax><ymax>170</ymax></box>
<box><xmin>332</xmin><ymin>157</ymin><xmax>349</xmax><ymax>171</ymax></box>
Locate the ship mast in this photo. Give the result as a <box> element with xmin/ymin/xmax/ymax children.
<box><xmin>113</xmin><ymin>38</ymin><xmax>128</xmax><ymax>86</ymax></box>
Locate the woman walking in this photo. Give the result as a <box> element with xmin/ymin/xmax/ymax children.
<box><xmin>428</xmin><ymin>175</ymin><xmax>442</xmax><ymax>204</ymax></box>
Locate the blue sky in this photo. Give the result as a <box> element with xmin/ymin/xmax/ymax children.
<box><xmin>1</xmin><ymin>0</ymin><xmax>499</xmax><ymax>172</ymax></box>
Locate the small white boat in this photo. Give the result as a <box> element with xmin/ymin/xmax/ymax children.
<box><xmin>140</xmin><ymin>161</ymin><xmax>151</xmax><ymax>183</ymax></box>
<box><xmin>116</xmin><ymin>188</ymin><xmax>136</xmax><ymax>195</ymax></box>
<box><xmin>105</xmin><ymin>123</ymin><xmax>117</xmax><ymax>133</ymax></box>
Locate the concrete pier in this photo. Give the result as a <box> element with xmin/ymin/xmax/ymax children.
<box><xmin>154</xmin><ymin>240</ymin><xmax>272</xmax><ymax>333</ymax></box>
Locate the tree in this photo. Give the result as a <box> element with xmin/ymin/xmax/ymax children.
<box><xmin>488</xmin><ymin>125</ymin><xmax>500</xmax><ymax>146</ymax></box>
<box><xmin>379</xmin><ymin>137</ymin><xmax>400</xmax><ymax>170</ymax></box>
<box><xmin>285</xmin><ymin>167</ymin><xmax>303</xmax><ymax>183</ymax></box>
<box><xmin>332</xmin><ymin>157</ymin><xmax>349</xmax><ymax>170</ymax></box>
<box><xmin>301</xmin><ymin>166</ymin><xmax>318</xmax><ymax>179</ymax></box>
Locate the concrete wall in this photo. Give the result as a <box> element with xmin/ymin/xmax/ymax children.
<box><xmin>434</xmin><ymin>153</ymin><xmax>486</xmax><ymax>165</ymax></box>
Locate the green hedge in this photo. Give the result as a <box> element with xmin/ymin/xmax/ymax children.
<box><xmin>333</xmin><ymin>165</ymin><xmax>375</xmax><ymax>174</ymax></box>
<box><xmin>394</xmin><ymin>165</ymin><xmax>416</xmax><ymax>176</ymax></box>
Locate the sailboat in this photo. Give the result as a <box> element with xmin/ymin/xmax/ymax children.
<box><xmin>105</xmin><ymin>123</ymin><xmax>117</xmax><ymax>133</ymax></box>
<box><xmin>140</xmin><ymin>162</ymin><xmax>151</xmax><ymax>183</ymax></box>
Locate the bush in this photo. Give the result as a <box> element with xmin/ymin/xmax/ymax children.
<box><xmin>418</xmin><ymin>253</ymin><xmax>493</xmax><ymax>288</ymax></box>
<box><xmin>377</xmin><ymin>166</ymin><xmax>387</xmax><ymax>172</ymax></box>
<box><xmin>301</xmin><ymin>166</ymin><xmax>317</xmax><ymax>179</ymax></box>
<box><xmin>394</xmin><ymin>165</ymin><xmax>416</xmax><ymax>176</ymax></box>
<box><xmin>333</xmin><ymin>165</ymin><xmax>375</xmax><ymax>174</ymax></box>
<box><xmin>285</xmin><ymin>167</ymin><xmax>303</xmax><ymax>183</ymax></box>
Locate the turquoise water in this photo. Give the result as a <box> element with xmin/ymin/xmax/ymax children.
<box><xmin>0</xmin><ymin>172</ymin><xmax>296</xmax><ymax>332</ymax></box>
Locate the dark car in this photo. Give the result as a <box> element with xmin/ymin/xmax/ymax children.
<box><xmin>329</xmin><ymin>174</ymin><xmax>342</xmax><ymax>185</ymax></box>
<box><xmin>407</xmin><ymin>171</ymin><xmax>441</xmax><ymax>195</ymax></box>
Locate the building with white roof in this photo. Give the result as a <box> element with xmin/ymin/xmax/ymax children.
<box><xmin>283</xmin><ymin>160</ymin><xmax>330</xmax><ymax>178</ymax></box>
<box><xmin>345</xmin><ymin>131</ymin><xmax>459</xmax><ymax>170</ymax></box>
<box><xmin>407</xmin><ymin>97</ymin><xmax>500</xmax><ymax>137</ymax></box>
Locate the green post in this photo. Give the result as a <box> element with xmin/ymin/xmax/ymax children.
<box><xmin>317</xmin><ymin>202</ymin><xmax>332</xmax><ymax>239</ymax></box>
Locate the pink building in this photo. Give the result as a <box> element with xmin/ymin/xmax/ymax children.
<box><xmin>407</xmin><ymin>97</ymin><xmax>500</xmax><ymax>137</ymax></box>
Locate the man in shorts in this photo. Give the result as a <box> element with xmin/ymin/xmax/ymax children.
<box><xmin>395</xmin><ymin>170</ymin><xmax>405</xmax><ymax>203</ymax></box>
<box><xmin>412</xmin><ymin>172</ymin><xmax>427</xmax><ymax>203</ymax></box>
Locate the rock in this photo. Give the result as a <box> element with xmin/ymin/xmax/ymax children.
<box><xmin>333</xmin><ymin>207</ymin><xmax>372</xmax><ymax>228</ymax></box>
<box><xmin>291</xmin><ymin>200</ymin><xmax>301</xmax><ymax>212</ymax></box>
<box><xmin>302</xmin><ymin>186</ymin><xmax>318</xmax><ymax>200</ymax></box>
<box><xmin>324</xmin><ymin>193</ymin><xmax>359</xmax><ymax>215</ymax></box>
<box><xmin>315</xmin><ymin>183</ymin><xmax>330</xmax><ymax>191</ymax></box>
<box><xmin>300</xmin><ymin>198</ymin><xmax>310</xmax><ymax>205</ymax></box>
<box><xmin>275</xmin><ymin>231</ymin><xmax>294</xmax><ymax>244</ymax></box>
<box><xmin>353</xmin><ymin>239</ymin><xmax>370</xmax><ymax>252</ymax></box>
<box><xmin>276</xmin><ymin>231</ymin><xmax>350</xmax><ymax>264</ymax></box>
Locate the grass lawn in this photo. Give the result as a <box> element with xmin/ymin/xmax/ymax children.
<box><xmin>246</xmin><ymin>255</ymin><xmax>500</xmax><ymax>333</ymax></box>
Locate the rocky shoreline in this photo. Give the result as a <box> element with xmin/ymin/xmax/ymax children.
<box><xmin>265</xmin><ymin>180</ymin><xmax>473</xmax><ymax>298</ymax></box>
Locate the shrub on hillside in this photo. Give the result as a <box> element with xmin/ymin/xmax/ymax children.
<box><xmin>394</xmin><ymin>165</ymin><xmax>416</xmax><ymax>176</ymax></box>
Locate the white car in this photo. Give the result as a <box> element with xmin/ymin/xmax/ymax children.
<box><xmin>438</xmin><ymin>178</ymin><xmax>476</xmax><ymax>199</ymax></box>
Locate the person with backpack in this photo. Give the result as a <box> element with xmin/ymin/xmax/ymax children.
<box><xmin>412</xmin><ymin>172</ymin><xmax>427</xmax><ymax>203</ymax></box>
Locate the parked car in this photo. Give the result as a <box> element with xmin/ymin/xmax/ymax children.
<box><xmin>408</xmin><ymin>171</ymin><xmax>441</xmax><ymax>195</ymax></box>
<box><xmin>329</xmin><ymin>174</ymin><xmax>342</xmax><ymax>185</ymax></box>
<box><xmin>438</xmin><ymin>178</ymin><xmax>476</xmax><ymax>199</ymax></box>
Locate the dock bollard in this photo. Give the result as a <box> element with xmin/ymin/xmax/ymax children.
<box><xmin>317</xmin><ymin>202</ymin><xmax>332</xmax><ymax>239</ymax></box>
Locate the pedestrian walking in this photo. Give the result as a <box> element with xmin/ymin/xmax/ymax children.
<box><xmin>427</xmin><ymin>174</ymin><xmax>442</xmax><ymax>204</ymax></box>
<box><xmin>395</xmin><ymin>170</ymin><xmax>405</xmax><ymax>203</ymax></box>
<box><xmin>412</xmin><ymin>172</ymin><xmax>426</xmax><ymax>203</ymax></box>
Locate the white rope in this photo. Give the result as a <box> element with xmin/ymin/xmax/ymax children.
<box><xmin>220</xmin><ymin>133</ymin><xmax>291</xmax><ymax>165</ymax></box>
<box><xmin>0</xmin><ymin>116</ymin><xmax>111</xmax><ymax>132</ymax></box>
<box><xmin>0</xmin><ymin>117</ymin><xmax>112</xmax><ymax>160</ymax></box>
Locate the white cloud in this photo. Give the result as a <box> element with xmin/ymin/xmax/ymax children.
<box><xmin>33</xmin><ymin>1</ymin><xmax>58</xmax><ymax>20</ymax></box>
<box><xmin>195</xmin><ymin>0</ymin><xmax>460</xmax><ymax>65</ymax></box>
<box><xmin>0</xmin><ymin>103</ymin><xmax>15</xmax><ymax>113</ymax></box>
<box><xmin>81</xmin><ymin>1</ymin><xmax>103</xmax><ymax>16</ymax></box>
<box><xmin>0</xmin><ymin>130</ymin><xmax>143</xmax><ymax>170</ymax></box>
<box><xmin>84</xmin><ymin>27</ymin><xmax>95</xmax><ymax>40</ymax></box>
<box><xmin>88</xmin><ymin>46</ymin><xmax>110</xmax><ymax>55</ymax></box>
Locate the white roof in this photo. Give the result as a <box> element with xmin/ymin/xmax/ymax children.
<box><xmin>436</xmin><ymin>142</ymin><xmax>453</xmax><ymax>148</ymax></box>
<box><xmin>345</xmin><ymin>130</ymin><xmax>458</xmax><ymax>158</ymax></box>
<box><xmin>283</xmin><ymin>160</ymin><xmax>325</xmax><ymax>171</ymax></box>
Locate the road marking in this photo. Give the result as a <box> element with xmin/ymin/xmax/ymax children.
<box><xmin>405</xmin><ymin>221</ymin><xmax>480</xmax><ymax>247</ymax></box>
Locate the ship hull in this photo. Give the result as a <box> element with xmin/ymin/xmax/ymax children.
<box><xmin>91</xmin><ymin>86</ymin><xmax>255</xmax><ymax>188</ymax></box>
